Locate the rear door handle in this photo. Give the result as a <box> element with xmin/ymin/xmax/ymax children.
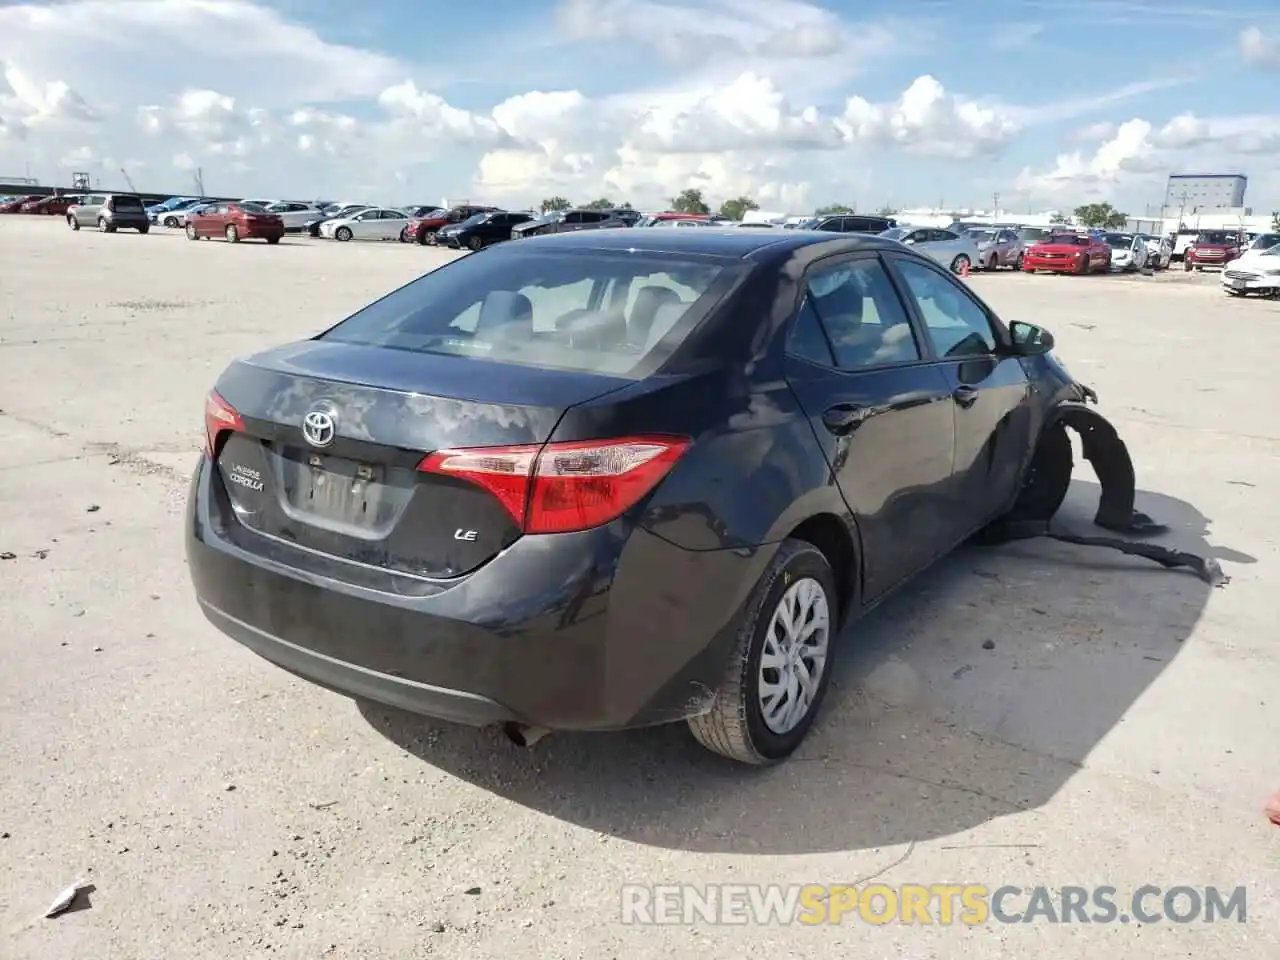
<box><xmin>952</xmin><ymin>385</ymin><xmax>979</xmax><ymax>408</ymax></box>
<box><xmin>822</xmin><ymin>403</ymin><xmax>867</xmax><ymax>435</ymax></box>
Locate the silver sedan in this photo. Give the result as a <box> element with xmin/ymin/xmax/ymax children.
<box><xmin>879</xmin><ymin>226</ymin><xmax>982</xmax><ymax>274</ymax></box>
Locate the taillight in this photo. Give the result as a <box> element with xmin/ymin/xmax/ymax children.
<box><xmin>204</xmin><ymin>390</ymin><xmax>243</xmax><ymax>456</ymax></box>
<box><xmin>418</xmin><ymin>436</ymin><xmax>690</xmax><ymax>535</ymax></box>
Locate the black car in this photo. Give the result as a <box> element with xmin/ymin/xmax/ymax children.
<box><xmin>439</xmin><ymin>211</ymin><xmax>535</xmax><ymax>250</ymax></box>
<box><xmin>187</xmin><ymin>228</ymin><xmax>1142</xmax><ymax>764</ymax></box>
<box><xmin>510</xmin><ymin>208</ymin><xmax>632</xmax><ymax>239</ymax></box>
<box><xmin>797</xmin><ymin>214</ymin><xmax>897</xmax><ymax>234</ymax></box>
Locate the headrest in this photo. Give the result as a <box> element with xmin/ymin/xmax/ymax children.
<box><xmin>477</xmin><ymin>291</ymin><xmax>533</xmax><ymax>337</ymax></box>
<box><xmin>629</xmin><ymin>286</ymin><xmax>682</xmax><ymax>342</ymax></box>
<box><xmin>644</xmin><ymin>301</ymin><xmax>688</xmax><ymax>352</ymax></box>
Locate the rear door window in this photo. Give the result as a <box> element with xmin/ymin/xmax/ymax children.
<box><xmin>319</xmin><ymin>250</ymin><xmax>743</xmax><ymax>377</ymax></box>
<box><xmin>801</xmin><ymin>258</ymin><xmax>921</xmax><ymax>369</ymax></box>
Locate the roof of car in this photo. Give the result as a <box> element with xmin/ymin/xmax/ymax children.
<box><xmin>491</xmin><ymin>225</ymin><xmax>893</xmax><ymax>259</ymax></box>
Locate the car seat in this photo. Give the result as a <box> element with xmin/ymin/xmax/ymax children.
<box><xmin>476</xmin><ymin>291</ymin><xmax>534</xmax><ymax>341</ymax></box>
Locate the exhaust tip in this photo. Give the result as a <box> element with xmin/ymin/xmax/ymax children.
<box><xmin>503</xmin><ymin>722</ymin><xmax>550</xmax><ymax>748</ymax></box>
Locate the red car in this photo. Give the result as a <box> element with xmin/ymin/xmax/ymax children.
<box><xmin>24</xmin><ymin>195</ymin><xmax>77</xmax><ymax>215</ymax></box>
<box><xmin>185</xmin><ymin>202</ymin><xmax>284</xmax><ymax>244</ymax></box>
<box><xmin>0</xmin><ymin>194</ymin><xmax>43</xmax><ymax>214</ymax></box>
<box><xmin>1183</xmin><ymin>231</ymin><xmax>1243</xmax><ymax>271</ymax></box>
<box><xmin>1022</xmin><ymin>232</ymin><xmax>1111</xmax><ymax>275</ymax></box>
<box><xmin>406</xmin><ymin>204</ymin><xmax>497</xmax><ymax>245</ymax></box>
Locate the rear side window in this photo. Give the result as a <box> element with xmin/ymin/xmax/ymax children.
<box><xmin>800</xmin><ymin>259</ymin><xmax>920</xmax><ymax>370</ymax></box>
<box><xmin>319</xmin><ymin>250</ymin><xmax>743</xmax><ymax>377</ymax></box>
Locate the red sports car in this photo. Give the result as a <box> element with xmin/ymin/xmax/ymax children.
<box><xmin>1022</xmin><ymin>233</ymin><xmax>1111</xmax><ymax>275</ymax></box>
<box><xmin>185</xmin><ymin>202</ymin><xmax>284</xmax><ymax>244</ymax></box>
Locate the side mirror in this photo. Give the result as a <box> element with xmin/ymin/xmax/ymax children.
<box><xmin>1008</xmin><ymin>321</ymin><xmax>1054</xmax><ymax>356</ymax></box>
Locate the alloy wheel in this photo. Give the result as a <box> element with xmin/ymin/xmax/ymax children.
<box><xmin>757</xmin><ymin>578</ymin><xmax>831</xmax><ymax>735</ymax></box>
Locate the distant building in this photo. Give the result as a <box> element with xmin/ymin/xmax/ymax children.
<box><xmin>1162</xmin><ymin>174</ymin><xmax>1247</xmax><ymax>213</ymax></box>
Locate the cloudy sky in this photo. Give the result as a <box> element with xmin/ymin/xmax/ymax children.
<box><xmin>0</xmin><ymin>0</ymin><xmax>1277</xmax><ymax>213</ymax></box>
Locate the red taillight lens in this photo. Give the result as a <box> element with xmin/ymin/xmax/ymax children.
<box><xmin>418</xmin><ymin>435</ymin><xmax>690</xmax><ymax>534</ymax></box>
<box><xmin>204</xmin><ymin>390</ymin><xmax>243</xmax><ymax>456</ymax></box>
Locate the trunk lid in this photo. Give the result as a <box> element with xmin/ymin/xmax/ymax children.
<box><xmin>210</xmin><ymin>341</ymin><xmax>630</xmax><ymax>580</ymax></box>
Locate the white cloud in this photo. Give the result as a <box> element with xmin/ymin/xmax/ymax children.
<box><xmin>0</xmin><ymin>0</ymin><xmax>405</xmax><ymax>107</ymax></box>
<box><xmin>1016</xmin><ymin>113</ymin><xmax>1280</xmax><ymax>199</ymax></box>
<box><xmin>839</xmin><ymin>76</ymin><xmax>1020</xmax><ymax>159</ymax></box>
<box><xmin>1240</xmin><ymin>26</ymin><xmax>1280</xmax><ymax>69</ymax></box>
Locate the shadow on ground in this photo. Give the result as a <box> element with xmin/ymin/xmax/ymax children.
<box><xmin>361</xmin><ymin>480</ymin><xmax>1249</xmax><ymax>854</ymax></box>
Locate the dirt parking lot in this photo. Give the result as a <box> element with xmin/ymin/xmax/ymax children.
<box><xmin>2</xmin><ymin>216</ymin><xmax>1278</xmax><ymax>959</ymax></box>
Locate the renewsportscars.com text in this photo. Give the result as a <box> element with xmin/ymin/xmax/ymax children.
<box><xmin>620</xmin><ymin>883</ymin><xmax>1247</xmax><ymax>926</ymax></box>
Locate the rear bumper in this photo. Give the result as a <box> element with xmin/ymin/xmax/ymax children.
<box><xmin>185</xmin><ymin>455</ymin><xmax>760</xmax><ymax>731</ymax></box>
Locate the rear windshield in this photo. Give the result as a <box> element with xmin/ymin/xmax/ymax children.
<box><xmin>239</xmin><ymin>202</ymin><xmax>268</xmax><ymax>212</ymax></box>
<box><xmin>1196</xmin><ymin>232</ymin><xmax>1234</xmax><ymax>244</ymax></box>
<box><xmin>110</xmin><ymin>195</ymin><xmax>143</xmax><ymax>209</ymax></box>
<box><xmin>1047</xmin><ymin>234</ymin><xmax>1089</xmax><ymax>246</ymax></box>
<box><xmin>319</xmin><ymin>250</ymin><xmax>740</xmax><ymax>377</ymax></box>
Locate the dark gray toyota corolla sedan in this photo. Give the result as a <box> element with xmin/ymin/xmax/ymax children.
<box><xmin>187</xmin><ymin>227</ymin><xmax>1113</xmax><ymax>764</ymax></box>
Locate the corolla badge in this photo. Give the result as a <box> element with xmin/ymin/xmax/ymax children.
<box><xmin>302</xmin><ymin>402</ymin><xmax>338</xmax><ymax>448</ymax></box>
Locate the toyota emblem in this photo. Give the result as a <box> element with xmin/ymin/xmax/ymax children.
<box><xmin>302</xmin><ymin>404</ymin><xmax>337</xmax><ymax>448</ymax></box>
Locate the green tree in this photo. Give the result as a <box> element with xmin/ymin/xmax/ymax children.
<box><xmin>581</xmin><ymin>197</ymin><xmax>615</xmax><ymax>210</ymax></box>
<box><xmin>1072</xmin><ymin>202</ymin><xmax>1128</xmax><ymax>229</ymax></box>
<box><xmin>1271</xmin><ymin>210</ymin><xmax>1280</xmax><ymax>232</ymax></box>
<box><xmin>815</xmin><ymin>203</ymin><xmax>854</xmax><ymax>215</ymax></box>
<box><xmin>617</xmin><ymin>201</ymin><xmax>633</xmax><ymax>210</ymax></box>
<box><xmin>670</xmin><ymin>188</ymin><xmax>710</xmax><ymax>215</ymax></box>
<box><xmin>1049</xmin><ymin>212</ymin><xmax>1071</xmax><ymax>225</ymax></box>
<box><xmin>876</xmin><ymin>205</ymin><xmax>898</xmax><ymax>217</ymax></box>
<box><xmin>719</xmin><ymin>196</ymin><xmax>758</xmax><ymax>220</ymax></box>
<box><xmin>540</xmin><ymin>196</ymin><xmax>572</xmax><ymax>213</ymax></box>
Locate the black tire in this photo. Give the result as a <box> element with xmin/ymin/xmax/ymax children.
<box><xmin>416</xmin><ymin>228</ymin><xmax>431</xmax><ymax>245</ymax></box>
<box><xmin>688</xmin><ymin>539</ymin><xmax>838</xmax><ymax>765</ymax></box>
<box><xmin>163</xmin><ymin>216</ymin><xmax>179</xmax><ymax>228</ymax></box>
<box><xmin>335</xmin><ymin>226</ymin><xmax>353</xmax><ymax>242</ymax></box>
<box><xmin>138</xmin><ymin>223</ymin><xmax>149</xmax><ymax>234</ymax></box>
<box><xmin>399</xmin><ymin>227</ymin><xmax>409</xmax><ymax>242</ymax></box>
<box><xmin>186</xmin><ymin>223</ymin><xmax>198</xmax><ymax>241</ymax></box>
<box><xmin>1014</xmin><ymin>252</ymin><xmax>1024</xmax><ymax>271</ymax></box>
<box><xmin>67</xmin><ymin>215</ymin><xmax>79</xmax><ymax>231</ymax></box>
<box><xmin>1184</xmin><ymin>258</ymin><xmax>1193</xmax><ymax>272</ymax></box>
<box><xmin>950</xmin><ymin>254</ymin><xmax>970</xmax><ymax>275</ymax></box>
<box><xmin>1076</xmin><ymin>253</ymin><xmax>1090</xmax><ymax>275</ymax></box>
<box><xmin>98</xmin><ymin>217</ymin><xmax>114</xmax><ymax>233</ymax></box>
<box><xmin>468</xmin><ymin>235</ymin><xmax>483</xmax><ymax>252</ymax></box>
<box><xmin>266</xmin><ymin>236</ymin><xmax>280</xmax><ymax>244</ymax></box>
<box><xmin>225</xmin><ymin>224</ymin><xmax>239</xmax><ymax>243</ymax></box>
<box><xmin>987</xmin><ymin>254</ymin><xmax>998</xmax><ymax>271</ymax></box>
<box><xmin>1002</xmin><ymin>421</ymin><xmax>1072</xmax><ymax>525</ymax></box>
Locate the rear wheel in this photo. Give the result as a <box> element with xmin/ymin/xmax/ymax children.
<box><xmin>98</xmin><ymin>217</ymin><xmax>115</xmax><ymax>233</ymax></box>
<box><xmin>335</xmin><ymin>226</ymin><xmax>353</xmax><ymax>242</ymax></box>
<box><xmin>421</xmin><ymin>228</ymin><xmax>437</xmax><ymax>245</ymax></box>
<box><xmin>950</xmin><ymin>254</ymin><xmax>970</xmax><ymax>275</ymax></box>
<box><xmin>137</xmin><ymin>223</ymin><xmax>149</xmax><ymax>234</ymax></box>
<box><xmin>163</xmin><ymin>215</ymin><xmax>179</xmax><ymax>228</ymax></box>
<box><xmin>987</xmin><ymin>254</ymin><xmax>998</xmax><ymax>271</ymax></box>
<box><xmin>468</xmin><ymin>236</ymin><xmax>484</xmax><ymax>252</ymax></box>
<box><xmin>266</xmin><ymin>236</ymin><xmax>280</xmax><ymax>245</ymax></box>
<box><xmin>225</xmin><ymin>224</ymin><xmax>239</xmax><ymax>243</ymax></box>
<box><xmin>1013</xmin><ymin>252</ymin><xmax>1024</xmax><ymax>271</ymax></box>
<box><xmin>185</xmin><ymin>223</ymin><xmax>198</xmax><ymax>241</ymax></box>
<box><xmin>67</xmin><ymin>215</ymin><xmax>79</xmax><ymax>231</ymax></box>
<box><xmin>688</xmin><ymin>540</ymin><xmax>836</xmax><ymax>765</ymax></box>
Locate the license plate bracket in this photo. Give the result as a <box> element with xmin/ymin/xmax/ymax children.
<box><xmin>292</xmin><ymin>453</ymin><xmax>383</xmax><ymax>527</ymax></box>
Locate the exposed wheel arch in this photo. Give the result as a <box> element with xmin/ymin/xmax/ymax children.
<box><xmin>786</xmin><ymin>512</ymin><xmax>859</xmax><ymax>625</ymax></box>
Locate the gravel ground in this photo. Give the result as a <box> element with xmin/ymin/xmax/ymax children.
<box><xmin>2</xmin><ymin>216</ymin><xmax>1278</xmax><ymax>959</ymax></box>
